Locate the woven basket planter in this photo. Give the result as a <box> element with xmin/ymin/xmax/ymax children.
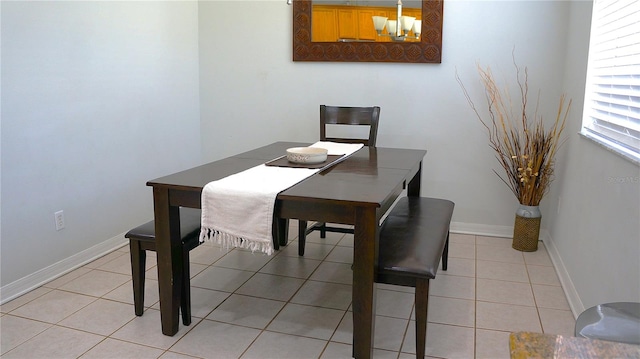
<box><xmin>512</xmin><ymin>205</ymin><xmax>541</xmax><ymax>252</ymax></box>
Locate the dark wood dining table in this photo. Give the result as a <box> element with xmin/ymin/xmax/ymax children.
<box><xmin>147</xmin><ymin>141</ymin><xmax>427</xmax><ymax>359</ymax></box>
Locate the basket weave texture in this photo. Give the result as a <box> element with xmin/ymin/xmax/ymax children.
<box><xmin>512</xmin><ymin>214</ymin><xmax>540</xmax><ymax>252</ymax></box>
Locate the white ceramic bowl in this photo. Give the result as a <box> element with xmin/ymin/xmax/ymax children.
<box><xmin>286</xmin><ymin>147</ymin><xmax>328</xmax><ymax>164</ymax></box>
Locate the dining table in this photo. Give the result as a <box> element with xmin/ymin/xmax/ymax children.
<box><xmin>147</xmin><ymin>141</ymin><xmax>427</xmax><ymax>359</ymax></box>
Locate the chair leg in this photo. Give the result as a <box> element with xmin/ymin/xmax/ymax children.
<box><xmin>319</xmin><ymin>222</ymin><xmax>327</xmax><ymax>238</ymax></box>
<box><xmin>180</xmin><ymin>249</ymin><xmax>192</xmax><ymax>326</ymax></box>
<box><xmin>129</xmin><ymin>239</ymin><xmax>146</xmax><ymax>317</ymax></box>
<box><xmin>415</xmin><ymin>278</ymin><xmax>430</xmax><ymax>359</ymax></box>
<box><xmin>298</xmin><ymin>220</ymin><xmax>307</xmax><ymax>256</ymax></box>
<box><xmin>442</xmin><ymin>232</ymin><xmax>449</xmax><ymax>271</ymax></box>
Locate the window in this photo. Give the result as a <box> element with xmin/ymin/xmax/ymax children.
<box><xmin>581</xmin><ymin>0</ymin><xmax>640</xmax><ymax>163</ymax></box>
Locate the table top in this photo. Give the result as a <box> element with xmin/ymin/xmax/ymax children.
<box><xmin>147</xmin><ymin>141</ymin><xmax>427</xmax><ymax>212</ymax></box>
<box><xmin>509</xmin><ymin>332</ymin><xmax>640</xmax><ymax>359</ymax></box>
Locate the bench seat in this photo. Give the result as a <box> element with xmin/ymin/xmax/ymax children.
<box><xmin>376</xmin><ymin>196</ymin><xmax>454</xmax><ymax>359</ymax></box>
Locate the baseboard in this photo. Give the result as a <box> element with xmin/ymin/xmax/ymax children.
<box><xmin>540</xmin><ymin>229</ymin><xmax>584</xmax><ymax>318</ymax></box>
<box><xmin>0</xmin><ymin>233</ymin><xmax>128</xmax><ymax>305</ymax></box>
<box><xmin>450</xmin><ymin>221</ymin><xmax>513</xmax><ymax>238</ymax></box>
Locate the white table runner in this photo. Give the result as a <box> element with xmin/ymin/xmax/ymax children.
<box><xmin>200</xmin><ymin>142</ymin><xmax>363</xmax><ymax>255</ymax></box>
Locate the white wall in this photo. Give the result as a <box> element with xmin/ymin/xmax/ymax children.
<box><xmin>199</xmin><ymin>0</ymin><xmax>639</xmax><ymax>312</ymax></box>
<box><xmin>1</xmin><ymin>1</ymin><xmax>201</xmax><ymax>294</ymax></box>
<box><xmin>546</xmin><ymin>1</ymin><xmax>640</xmax><ymax>314</ymax></box>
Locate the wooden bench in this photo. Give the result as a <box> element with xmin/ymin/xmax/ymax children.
<box><xmin>376</xmin><ymin>196</ymin><xmax>454</xmax><ymax>359</ymax></box>
<box><xmin>125</xmin><ymin>207</ymin><xmax>201</xmax><ymax>326</ymax></box>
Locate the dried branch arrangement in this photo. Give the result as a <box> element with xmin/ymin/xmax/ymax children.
<box><xmin>457</xmin><ymin>63</ymin><xmax>572</xmax><ymax>206</ymax></box>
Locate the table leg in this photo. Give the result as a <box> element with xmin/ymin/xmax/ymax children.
<box><xmin>153</xmin><ymin>187</ymin><xmax>182</xmax><ymax>336</ymax></box>
<box><xmin>352</xmin><ymin>207</ymin><xmax>377</xmax><ymax>359</ymax></box>
<box><xmin>407</xmin><ymin>161</ymin><xmax>422</xmax><ymax>197</ymax></box>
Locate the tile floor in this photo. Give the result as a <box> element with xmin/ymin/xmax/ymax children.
<box><xmin>0</xmin><ymin>224</ymin><xmax>576</xmax><ymax>359</ymax></box>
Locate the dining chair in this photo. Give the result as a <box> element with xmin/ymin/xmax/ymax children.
<box><xmin>297</xmin><ymin>105</ymin><xmax>380</xmax><ymax>256</ymax></box>
<box><xmin>126</xmin><ymin>207</ymin><xmax>201</xmax><ymax>326</ymax></box>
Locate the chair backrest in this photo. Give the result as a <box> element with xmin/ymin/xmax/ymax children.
<box><xmin>320</xmin><ymin>105</ymin><xmax>380</xmax><ymax>146</ymax></box>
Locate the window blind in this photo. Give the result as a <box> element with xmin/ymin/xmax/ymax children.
<box><xmin>582</xmin><ymin>0</ymin><xmax>640</xmax><ymax>161</ymax></box>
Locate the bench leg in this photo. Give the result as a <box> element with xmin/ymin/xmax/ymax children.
<box><xmin>129</xmin><ymin>240</ymin><xmax>146</xmax><ymax>317</ymax></box>
<box><xmin>180</xmin><ymin>248</ymin><xmax>192</xmax><ymax>326</ymax></box>
<box><xmin>415</xmin><ymin>278</ymin><xmax>430</xmax><ymax>359</ymax></box>
<box><xmin>442</xmin><ymin>232</ymin><xmax>449</xmax><ymax>271</ymax></box>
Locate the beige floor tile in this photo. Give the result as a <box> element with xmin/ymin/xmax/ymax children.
<box><xmin>402</xmin><ymin>322</ymin><xmax>475</xmax><ymax>359</ymax></box>
<box><xmin>206</xmin><ymin>294</ymin><xmax>285</xmax><ymax>329</ymax></box>
<box><xmin>241</xmin><ymin>330</ymin><xmax>328</xmax><ymax>359</ymax></box>
<box><xmin>476</xmin><ymin>278</ymin><xmax>535</xmax><ymax>306</ymax></box>
<box><xmin>522</xmin><ymin>243</ymin><xmax>553</xmax><ymax>266</ymax></box>
<box><xmin>449</xmin><ymin>233</ymin><xmax>476</xmax><ymax>244</ymax></box>
<box><xmin>258</xmin><ymin>254</ymin><xmax>322</xmax><ymax>279</ymax></box>
<box><xmin>539</xmin><ymin>308</ymin><xmax>576</xmax><ymax>336</ymax></box>
<box><xmin>43</xmin><ymin>267</ymin><xmax>92</xmax><ymax>289</ymax></box>
<box><xmin>325</xmin><ymin>245</ymin><xmax>354</xmax><ymax>264</ymax></box>
<box><xmin>236</xmin><ymin>273</ymin><xmax>304</xmax><ymax>301</ymax></box>
<box><xmin>448</xmin><ymin>242</ymin><xmax>475</xmax><ymax>260</ymax></box>
<box><xmin>309</xmin><ymin>261</ymin><xmax>353</xmax><ymax>285</ymax></box>
<box><xmin>190</xmin><ymin>266</ymin><xmax>254</xmax><ymax>292</ymax></box>
<box><xmin>476</xmin><ymin>301</ymin><xmax>542</xmax><ymax>332</ymax></box>
<box><xmin>189</xmin><ymin>243</ymin><xmax>230</xmax><ymax>265</ymax></box>
<box><xmin>1</xmin><ymin>325</ymin><xmax>103</xmax><ymax>359</ymax></box>
<box><xmin>98</xmin><ymin>252</ymin><xmax>134</xmax><ymax>275</ymax></box>
<box><xmin>169</xmin><ymin>320</ymin><xmax>260</xmax><ymax>359</ymax></box>
<box><xmin>439</xmin><ymin>257</ymin><xmax>475</xmax><ymax>278</ymax></box>
<box><xmin>213</xmin><ymin>249</ymin><xmax>274</xmax><ymax>272</ymax></box>
<box><xmin>532</xmin><ymin>284</ymin><xmax>571</xmax><ymax>310</ymax></box>
<box><xmin>477</xmin><ymin>260</ymin><xmax>529</xmax><ymax>283</ymax></box>
<box><xmin>475</xmin><ymin>329</ymin><xmax>511</xmax><ymax>359</ymax></box>
<box><xmin>103</xmin><ymin>279</ymin><xmax>159</xmax><ymax>308</ymax></box>
<box><xmin>429</xmin><ymin>274</ymin><xmax>475</xmax><ymax>300</ymax></box>
<box><xmin>0</xmin><ymin>315</ymin><xmax>52</xmax><ymax>355</ymax></box>
<box><xmin>475</xmin><ymin>235</ymin><xmax>511</xmax><ymax>246</ymax></box>
<box><xmin>10</xmin><ymin>290</ymin><xmax>96</xmax><ymax>324</ymax></box>
<box><xmin>181</xmin><ymin>287</ymin><xmax>230</xmax><ymax>319</ymax></box>
<box><xmin>330</xmin><ymin>312</ymin><xmax>353</xmax><ymax>344</ymax></box>
<box><xmin>79</xmin><ymin>337</ymin><xmax>164</xmax><ymax>358</ymax></box>
<box><xmin>277</xmin><ymin>240</ymin><xmax>334</xmax><ymax>260</ymax></box>
<box><xmin>527</xmin><ymin>264</ymin><xmax>562</xmax><ymax>286</ymax></box>
<box><xmin>375</xmin><ymin>289</ymin><xmax>414</xmax><ymax>319</ymax></box>
<box><xmin>188</xmin><ymin>262</ymin><xmax>208</xmax><ymax>279</ymax></box>
<box><xmin>337</xmin><ymin>234</ymin><xmax>354</xmax><ymax>247</ymax></box>
<box><xmin>320</xmin><ymin>342</ymin><xmax>352</xmax><ymax>359</ymax></box>
<box><xmin>110</xmin><ymin>309</ymin><xmax>190</xmax><ymax>350</ymax></box>
<box><xmin>291</xmin><ymin>280</ymin><xmax>352</xmax><ymax>310</ymax></box>
<box><xmin>476</xmin><ymin>244</ymin><xmax>525</xmax><ymax>264</ymax></box>
<box><xmin>84</xmin><ymin>250</ymin><xmax>129</xmax><ymax>269</ymax></box>
<box><xmin>160</xmin><ymin>351</ymin><xmax>199</xmax><ymax>359</ymax></box>
<box><xmin>267</xmin><ymin>303</ymin><xmax>345</xmax><ymax>340</ymax></box>
<box><xmin>58</xmin><ymin>298</ymin><xmax>136</xmax><ymax>336</ymax></box>
<box><xmin>59</xmin><ymin>269</ymin><xmax>130</xmax><ymax>297</ymax></box>
<box><xmin>373</xmin><ymin>315</ymin><xmax>410</xmax><ymax>352</ymax></box>
<box><xmin>0</xmin><ymin>286</ymin><xmax>52</xmax><ymax>313</ymax></box>
<box><xmin>425</xmin><ymin>295</ymin><xmax>475</xmax><ymax>327</ymax></box>
<box><xmin>305</xmin><ymin>229</ymin><xmax>346</xmax><ymax>246</ymax></box>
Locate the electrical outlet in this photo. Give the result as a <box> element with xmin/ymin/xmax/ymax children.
<box><xmin>55</xmin><ymin>210</ymin><xmax>65</xmax><ymax>231</ymax></box>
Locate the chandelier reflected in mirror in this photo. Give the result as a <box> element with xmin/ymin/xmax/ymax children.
<box><xmin>372</xmin><ymin>0</ymin><xmax>421</xmax><ymax>42</ymax></box>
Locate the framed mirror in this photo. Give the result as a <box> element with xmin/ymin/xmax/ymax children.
<box><xmin>293</xmin><ymin>0</ymin><xmax>443</xmax><ymax>63</ymax></box>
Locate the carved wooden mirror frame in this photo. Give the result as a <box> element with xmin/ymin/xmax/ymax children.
<box><xmin>293</xmin><ymin>0</ymin><xmax>443</xmax><ymax>63</ymax></box>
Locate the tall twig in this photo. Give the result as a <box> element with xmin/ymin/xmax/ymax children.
<box><xmin>456</xmin><ymin>63</ymin><xmax>571</xmax><ymax>206</ymax></box>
